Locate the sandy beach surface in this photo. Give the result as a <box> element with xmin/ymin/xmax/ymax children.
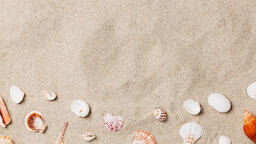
<box><xmin>0</xmin><ymin>0</ymin><xmax>256</xmax><ymax>143</ymax></box>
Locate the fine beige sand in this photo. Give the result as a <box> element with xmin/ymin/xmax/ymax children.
<box><xmin>0</xmin><ymin>0</ymin><xmax>256</xmax><ymax>143</ymax></box>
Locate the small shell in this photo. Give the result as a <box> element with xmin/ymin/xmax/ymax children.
<box><xmin>244</xmin><ymin>110</ymin><xmax>256</xmax><ymax>143</ymax></box>
<box><xmin>153</xmin><ymin>108</ymin><xmax>167</xmax><ymax>121</ymax></box>
<box><xmin>183</xmin><ymin>99</ymin><xmax>201</xmax><ymax>115</ymax></box>
<box><xmin>0</xmin><ymin>136</ymin><xmax>14</xmax><ymax>144</ymax></box>
<box><xmin>103</xmin><ymin>113</ymin><xmax>124</xmax><ymax>132</ymax></box>
<box><xmin>247</xmin><ymin>82</ymin><xmax>256</xmax><ymax>100</ymax></box>
<box><xmin>179</xmin><ymin>122</ymin><xmax>203</xmax><ymax>144</ymax></box>
<box><xmin>55</xmin><ymin>122</ymin><xmax>68</xmax><ymax>144</ymax></box>
<box><xmin>0</xmin><ymin>115</ymin><xmax>6</xmax><ymax>128</ymax></box>
<box><xmin>82</xmin><ymin>132</ymin><xmax>96</xmax><ymax>142</ymax></box>
<box><xmin>10</xmin><ymin>85</ymin><xmax>25</xmax><ymax>104</ymax></box>
<box><xmin>71</xmin><ymin>100</ymin><xmax>90</xmax><ymax>117</ymax></box>
<box><xmin>208</xmin><ymin>93</ymin><xmax>231</xmax><ymax>113</ymax></box>
<box><xmin>0</xmin><ymin>97</ymin><xmax>11</xmax><ymax>127</ymax></box>
<box><xmin>25</xmin><ymin>111</ymin><xmax>47</xmax><ymax>133</ymax></box>
<box><xmin>42</xmin><ymin>90</ymin><xmax>57</xmax><ymax>101</ymax></box>
<box><xmin>219</xmin><ymin>136</ymin><xmax>231</xmax><ymax>144</ymax></box>
<box><xmin>133</xmin><ymin>130</ymin><xmax>157</xmax><ymax>144</ymax></box>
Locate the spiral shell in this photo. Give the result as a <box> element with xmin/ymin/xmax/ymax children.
<box><xmin>153</xmin><ymin>108</ymin><xmax>167</xmax><ymax>122</ymax></box>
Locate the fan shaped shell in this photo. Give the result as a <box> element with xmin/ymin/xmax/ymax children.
<box><xmin>0</xmin><ymin>136</ymin><xmax>14</xmax><ymax>144</ymax></box>
<box><xmin>133</xmin><ymin>130</ymin><xmax>157</xmax><ymax>144</ymax></box>
<box><xmin>25</xmin><ymin>111</ymin><xmax>47</xmax><ymax>133</ymax></box>
<box><xmin>179</xmin><ymin>122</ymin><xmax>203</xmax><ymax>144</ymax></box>
<box><xmin>103</xmin><ymin>113</ymin><xmax>124</xmax><ymax>132</ymax></box>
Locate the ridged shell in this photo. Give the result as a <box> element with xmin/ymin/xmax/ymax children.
<box><xmin>81</xmin><ymin>132</ymin><xmax>96</xmax><ymax>142</ymax></box>
<box><xmin>24</xmin><ymin>111</ymin><xmax>47</xmax><ymax>133</ymax></box>
<box><xmin>0</xmin><ymin>136</ymin><xmax>14</xmax><ymax>144</ymax></box>
<box><xmin>103</xmin><ymin>113</ymin><xmax>124</xmax><ymax>132</ymax></box>
<box><xmin>0</xmin><ymin>97</ymin><xmax>11</xmax><ymax>127</ymax></box>
<box><xmin>219</xmin><ymin>136</ymin><xmax>231</xmax><ymax>144</ymax></box>
<box><xmin>10</xmin><ymin>85</ymin><xmax>25</xmax><ymax>104</ymax></box>
<box><xmin>183</xmin><ymin>99</ymin><xmax>201</xmax><ymax>115</ymax></box>
<box><xmin>179</xmin><ymin>122</ymin><xmax>203</xmax><ymax>144</ymax></box>
<box><xmin>71</xmin><ymin>100</ymin><xmax>90</xmax><ymax>117</ymax></box>
<box><xmin>244</xmin><ymin>110</ymin><xmax>256</xmax><ymax>143</ymax></box>
<box><xmin>153</xmin><ymin>108</ymin><xmax>167</xmax><ymax>122</ymax></box>
<box><xmin>42</xmin><ymin>90</ymin><xmax>57</xmax><ymax>101</ymax></box>
<box><xmin>208</xmin><ymin>93</ymin><xmax>231</xmax><ymax>113</ymax></box>
<box><xmin>133</xmin><ymin>130</ymin><xmax>157</xmax><ymax>144</ymax></box>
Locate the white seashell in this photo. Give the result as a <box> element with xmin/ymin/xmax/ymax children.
<box><xmin>207</xmin><ymin>93</ymin><xmax>231</xmax><ymax>113</ymax></box>
<box><xmin>153</xmin><ymin>108</ymin><xmax>167</xmax><ymax>121</ymax></box>
<box><xmin>219</xmin><ymin>136</ymin><xmax>231</xmax><ymax>144</ymax></box>
<box><xmin>247</xmin><ymin>82</ymin><xmax>256</xmax><ymax>100</ymax></box>
<box><xmin>10</xmin><ymin>85</ymin><xmax>25</xmax><ymax>104</ymax></box>
<box><xmin>0</xmin><ymin>115</ymin><xmax>6</xmax><ymax>128</ymax></box>
<box><xmin>81</xmin><ymin>132</ymin><xmax>96</xmax><ymax>142</ymax></box>
<box><xmin>179</xmin><ymin>122</ymin><xmax>203</xmax><ymax>144</ymax></box>
<box><xmin>24</xmin><ymin>111</ymin><xmax>47</xmax><ymax>133</ymax></box>
<box><xmin>42</xmin><ymin>90</ymin><xmax>57</xmax><ymax>101</ymax></box>
<box><xmin>183</xmin><ymin>99</ymin><xmax>201</xmax><ymax>115</ymax></box>
<box><xmin>103</xmin><ymin>113</ymin><xmax>124</xmax><ymax>132</ymax></box>
<box><xmin>71</xmin><ymin>100</ymin><xmax>90</xmax><ymax>117</ymax></box>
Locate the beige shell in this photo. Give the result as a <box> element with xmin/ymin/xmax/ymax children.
<box><xmin>82</xmin><ymin>132</ymin><xmax>96</xmax><ymax>142</ymax></box>
<box><xmin>55</xmin><ymin>122</ymin><xmax>68</xmax><ymax>144</ymax></box>
<box><xmin>153</xmin><ymin>108</ymin><xmax>167</xmax><ymax>122</ymax></box>
<box><xmin>0</xmin><ymin>136</ymin><xmax>14</xmax><ymax>144</ymax></box>
<box><xmin>24</xmin><ymin>111</ymin><xmax>47</xmax><ymax>133</ymax></box>
<box><xmin>42</xmin><ymin>90</ymin><xmax>57</xmax><ymax>101</ymax></box>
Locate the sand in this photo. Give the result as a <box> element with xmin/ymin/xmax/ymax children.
<box><xmin>0</xmin><ymin>0</ymin><xmax>256</xmax><ymax>143</ymax></box>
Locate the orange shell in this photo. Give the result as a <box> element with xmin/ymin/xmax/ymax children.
<box><xmin>133</xmin><ymin>130</ymin><xmax>157</xmax><ymax>144</ymax></box>
<box><xmin>0</xmin><ymin>97</ymin><xmax>11</xmax><ymax>126</ymax></box>
<box><xmin>244</xmin><ymin>110</ymin><xmax>256</xmax><ymax>143</ymax></box>
<box><xmin>0</xmin><ymin>136</ymin><xmax>14</xmax><ymax>144</ymax></box>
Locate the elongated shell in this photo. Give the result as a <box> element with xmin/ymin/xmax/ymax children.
<box><xmin>244</xmin><ymin>110</ymin><xmax>256</xmax><ymax>143</ymax></box>
<box><xmin>0</xmin><ymin>136</ymin><xmax>14</xmax><ymax>144</ymax></box>
<box><xmin>103</xmin><ymin>113</ymin><xmax>124</xmax><ymax>132</ymax></box>
<box><xmin>71</xmin><ymin>100</ymin><xmax>90</xmax><ymax>117</ymax></box>
<box><xmin>55</xmin><ymin>122</ymin><xmax>68</xmax><ymax>144</ymax></box>
<box><xmin>153</xmin><ymin>108</ymin><xmax>167</xmax><ymax>121</ymax></box>
<box><xmin>133</xmin><ymin>130</ymin><xmax>157</xmax><ymax>144</ymax></box>
<box><xmin>81</xmin><ymin>132</ymin><xmax>96</xmax><ymax>142</ymax></box>
<box><xmin>183</xmin><ymin>99</ymin><xmax>201</xmax><ymax>115</ymax></box>
<box><xmin>208</xmin><ymin>93</ymin><xmax>231</xmax><ymax>113</ymax></box>
<box><xmin>219</xmin><ymin>136</ymin><xmax>231</xmax><ymax>144</ymax></box>
<box><xmin>179</xmin><ymin>122</ymin><xmax>203</xmax><ymax>144</ymax></box>
<box><xmin>42</xmin><ymin>90</ymin><xmax>57</xmax><ymax>101</ymax></box>
<box><xmin>25</xmin><ymin>111</ymin><xmax>47</xmax><ymax>133</ymax></box>
<box><xmin>10</xmin><ymin>85</ymin><xmax>25</xmax><ymax>104</ymax></box>
<box><xmin>0</xmin><ymin>97</ymin><xmax>11</xmax><ymax>127</ymax></box>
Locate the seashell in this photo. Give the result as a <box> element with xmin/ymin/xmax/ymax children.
<box><xmin>71</xmin><ymin>100</ymin><xmax>90</xmax><ymax>117</ymax></box>
<box><xmin>0</xmin><ymin>97</ymin><xmax>11</xmax><ymax>127</ymax></box>
<box><xmin>42</xmin><ymin>90</ymin><xmax>57</xmax><ymax>101</ymax></box>
<box><xmin>0</xmin><ymin>115</ymin><xmax>6</xmax><ymax>128</ymax></box>
<box><xmin>153</xmin><ymin>108</ymin><xmax>167</xmax><ymax>122</ymax></box>
<box><xmin>207</xmin><ymin>93</ymin><xmax>231</xmax><ymax>113</ymax></box>
<box><xmin>103</xmin><ymin>113</ymin><xmax>124</xmax><ymax>132</ymax></box>
<box><xmin>25</xmin><ymin>111</ymin><xmax>47</xmax><ymax>133</ymax></box>
<box><xmin>179</xmin><ymin>122</ymin><xmax>203</xmax><ymax>144</ymax></box>
<box><xmin>243</xmin><ymin>110</ymin><xmax>256</xmax><ymax>143</ymax></box>
<box><xmin>219</xmin><ymin>136</ymin><xmax>231</xmax><ymax>144</ymax></box>
<box><xmin>0</xmin><ymin>136</ymin><xmax>14</xmax><ymax>144</ymax></box>
<box><xmin>247</xmin><ymin>82</ymin><xmax>256</xmax><ymax>100</ymax></box>
<box><xmin>55</xmin><ymin>122</ymin><xmax>68</xmax><ymax>144</ymax></box>
<box><xmin>81</xmin><ymin>132</ymin><xmax>96</xmax><ymax>142</ymax></box>
<box><xmin>183</xmin><ymin>99</ymin><xmax>201</xmax><ymax>115</ymax></box>
<box><xmin>133</xmin><ymin>130</ymin><xmax>157</xmax><ymax>144</ymax></box>
<box><xmin>10</xmin><ymin>85</ymin><xmax>25</xmax><ymax>104</ymax></box>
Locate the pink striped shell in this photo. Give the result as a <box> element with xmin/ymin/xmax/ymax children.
<box><xmin>153</xmin><ymin>108</ymin><xmax>167</xmax><ymax>122</ymax></box>
<box><xmin>103</xmin><ymin>113</ymin><xmax>124</xmax><ymax>132</ymax></box>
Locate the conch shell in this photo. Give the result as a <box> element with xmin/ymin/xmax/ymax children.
<box><xmin>244</xmin><ymin>110</ymin><xmax>256</xmax><ymax>143</ymax></box>
<box><xmin>24</xmin><ymin>111</ymin><xmax>47</xmax><ymax>133</ymax></box>
<box><xmin>55</xmin><ymin>122</ymin><xmax>68</xmax><ymax>144</ymax></box>
<box><xmin>0</xmin><ymin>97</ymin><xmax>11</xmax><ymax>127</ymax></box>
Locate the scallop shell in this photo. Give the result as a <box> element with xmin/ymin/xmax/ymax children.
<box><xmin>179</xmin><ymin>122</ymin><xmax>203</xmax><ymax>144</ymax></box>
<box><xmin>82</xmin><ymin>132</ymin><xmax>96</xmax><ymax>142</ymax></box>
<box><xmin>244</xmin><ymin>110</ymin><xmax>256</xmax><ymax>143</ymax></box>
<box><xmin>55</xmin><ymin>122</ymin><xmax>68</xmax><ymax>144</ymax></box>
<box><xmin>153</xmin><ymin>108</ymin><xmax>167</xmax><ymax>121</ymax></box>
<box><xmin>0</xmin><ymin>136</ymin><xmax>14</xmax><ymax>144</ymax></box>
<box><xmin>0</xmin><ymin>97</ymin><xmax>11</xmax><ymax>127</ymax></box>
<box><xmin>10</xmin><ymin>85</ymin><xmax>25</xmax><ymax>104</ymax></box>
<box><xmin>133</xmin><ymin>130</ymin><xmax>157</xmax><ymax>144</ymax></box>
<box><xmin>247</xmin><ymin>82</ymin><xmax>256</xmax><ymax>100</ymax></box>
<box><xmin>219</xmin><ymin>136</ymin><xmax>231</xmax><ymax>144</ymax></box>
<box><xmin>42</xmin><ymin>90</ymin><xmax>57</xmax><ymax>101</ymax></box>
<box><xmin>208</xmin><ymin>93</ymin><xmax>231</xmax><ymax>113</ymax></box>
<box><xmin>71</xmin><ymin>100</ymin><xmax>90</xmax><ymax>117</ymax></box>
<box><xmin>25</xmin><ymin>111</ymin><xmax>47</xmax><ymax>133</ymax></box>
<box><xmin>103</xmin><ymin>113</ymin><xmax>124</xmax><ymax>132</ymax></box>
<box><xmin>183</xmin><ymin>99</ymin><xmax>201</xmax><ymax>115</ymax></box>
